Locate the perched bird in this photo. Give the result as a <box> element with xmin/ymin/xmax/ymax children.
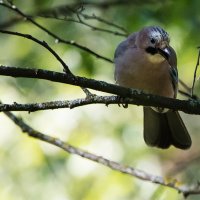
<box><xmin>114</xmin><ymin>26</ymin><xmax>191</xmax><ymax>149</ymax></box>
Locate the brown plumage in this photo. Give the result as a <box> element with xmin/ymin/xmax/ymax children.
<box><xmin>114</xmin><ymin>26</ymin><xmax>191</xmax><ymax>149</ymax></box>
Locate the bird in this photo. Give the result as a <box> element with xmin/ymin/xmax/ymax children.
<box><xmin>114</xmin><ymin>26</ymin><xmax>191</xmax><ymax>149</ymax></box>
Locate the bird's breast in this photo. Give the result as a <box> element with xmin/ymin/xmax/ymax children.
<box><xmin>115</xmin><ymin>49</ymin><xmax>175</xmax><ymax>98</ymax></box>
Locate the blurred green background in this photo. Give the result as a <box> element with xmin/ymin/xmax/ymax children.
<box><xmin>0</xmin><ymin>0</ymin><xmax>200</xmax><ymax>199</ymax></box>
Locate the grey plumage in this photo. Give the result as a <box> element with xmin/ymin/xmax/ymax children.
<box><xmin>114</xmin><ymin>26</ymin><xmax>191</xmax><ymax>149</ymax></box>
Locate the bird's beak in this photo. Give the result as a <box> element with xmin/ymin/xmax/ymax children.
<box><xmin>157</xmin><ymin>47</ymin><xmax>170</xmax><ymax>60</ymax></box>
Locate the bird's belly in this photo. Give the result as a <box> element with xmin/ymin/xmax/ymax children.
<box><xmin>116</xmin><ymin>64</ymin><xmax>174</xmax><ymax>98</ymax></box>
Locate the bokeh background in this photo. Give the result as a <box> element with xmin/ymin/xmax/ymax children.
<box><xmin>0</xmin><ymin>0</ymin><xmax>200</xmax><ymax>199</ymax></box>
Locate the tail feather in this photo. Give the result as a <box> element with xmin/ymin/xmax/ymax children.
<box><xmin>143</xmin><ymin>107</ymin><xmax>191</xmax><ymax>149</ymax></box>
<box><xmin>166</xmin><ymin>111</ymin><xmax>191</xmax><ymax>149</ymax></box>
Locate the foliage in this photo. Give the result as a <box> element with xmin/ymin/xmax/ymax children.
<box><xmin>0</xmin><ymin>0</ymin><xmax>200</xmax><ymax>199</ymax></box>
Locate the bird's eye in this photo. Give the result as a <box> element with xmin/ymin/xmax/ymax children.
<box><xmin>150</xmin><ymin>38</ymin><xmax>156</xmax><ymax>44</ymax></box>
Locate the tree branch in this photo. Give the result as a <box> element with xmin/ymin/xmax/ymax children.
<box><xmin>0</xmin><ymin>1</ymin><xmax>113</xmax><ymax>63</ymax></box>
<box><xmin>0</xmin><ymin>1</ymin><xmax>194</xmax><ymax>98</ymax></box>
<box><xmin>0</xmin><ymin>29</ymin><xmax>72</xmax><ymax>74</ymax></box>
<box><xmin>50</xmin><ymin>14</ymin><xmax>127</xmax><ymax>37</ymax></box>
<box><xmin>80</xmin><ymin>13</ymin><xmax>128</xmax><ymax>34</ymax></box>
<box><xmin>0</xmin><ymin>1</ymin><xmax>199</xmax><ymax>199</ymax></box>
<box><xmin>191</xmin><ymin>47</ymin><xmax>200</xmax><ymax>96</ymax></box>
<box><xmin>68</xmin><ymin>0</ymin><xmax>156</xmax><ymax>9</ymax></box>
<box><xmin>0</xmin><ymin>3</ymin><xmax>129</xmax><ymax>35</ymax></box>
<box><xmin>0</xmin><ymin>66</ymin><xmax>200</xmax><ymax>114</ymax></box>
<box><xmin>3</xmin><ymin>110</ymin><xmax>200</xmax><ymax>198</ymax></box>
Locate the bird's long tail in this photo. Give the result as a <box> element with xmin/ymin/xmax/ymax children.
<box><xmin>143</xmin><ymin>107</ymin><xmax>191</xmax><ymax>149</ymax></box>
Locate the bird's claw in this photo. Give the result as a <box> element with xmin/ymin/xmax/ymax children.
<box><xmin>117</xmin><ymin>96</ymin><xmax>128</xmax><ymax>108</ymax></box>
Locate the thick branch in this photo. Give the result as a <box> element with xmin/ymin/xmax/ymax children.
<box><xmin>0</xmin><ymin>66</ymin><xmax>200</xmax><ymax>114</ymax></box>
<box><xmin>4</xmin><ymin>110</ymin><xmax>200</xmax><ymax>198</ymax></box>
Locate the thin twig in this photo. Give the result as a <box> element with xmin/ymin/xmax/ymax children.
<box><xmin>3</xmin><ymin>110</ymin><xmax>200</xmax><ymax>198</ymax></box>
<box><xmin>1</xmin><ymin>66</ymin><xmax>200</xmax><ymax>114</ymax></box>
<box><xmin>0</xmin><ymin>1</ymin><xmax>113</xmax><ymax>63</ymax></box>
<box><xmin>47</xmin><ymin>14</ymin><xmax>127</xmax><ymax>37</ymax></box>
<box><xmin>178</xmin><ymin>90</ymin><xmax>192</xmax><ymax>98</ymax></box>
<box><xmin>191</xmin><ymin>48</ymin><xmax>200</xmax><ymax>96</ymax></box>
<box><xmin>0</xmin><ymin>29</ymin><xmax>72</xmax><ymax>74</ymax></box>
<box><xmin>0</xmin><ymin>2</ymin><xmax>128</xmax><ymax>34</ymax></box>
<box><xmin>81</xmin><ymin>87</ymin><xmax>95</xmax><ymax>98</ymax></box>
<box><xmin>0</xmin><ymin>1</ymin><xmax>129</xmax><ymax>34</ymax></box>
<box><xmin>38</xmin><ymin>4</ymin><xmax>128</xmax><ymax>37</ymax></box>
<box><xmin>179</xmin><ymin>79</ymin><xmax>191</xmax><ymax>94</ymax></box>
<box><xmin>73</xmin><ymin>0</ymin><xmax>150</xmax><ymax>9</ymax></box>
<box><xmin>178</xmin><ymin>89</ymin><xmax>199</xmax><ymax>100</ymax></box>
<box><xmin>82</xmin><ymin>13</ymin><xmax>128</xmax><ymax>34</ymax></box>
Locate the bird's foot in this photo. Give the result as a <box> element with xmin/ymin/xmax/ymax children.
<box><xmin>117</xmin><ymin>96</ymin><xmax>128</xmax><ymax>108</ymax></box>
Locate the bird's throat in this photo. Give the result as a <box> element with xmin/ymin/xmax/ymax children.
<box><xmin>145</xmin><ymin>47</ymin><xmax>158</xmax><ymax>55</ymax></box>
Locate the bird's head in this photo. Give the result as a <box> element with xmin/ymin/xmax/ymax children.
<box><xmin>136</xmin><ymin>26</ymin><xmax>170</xmax><ymax>63</ymax></box>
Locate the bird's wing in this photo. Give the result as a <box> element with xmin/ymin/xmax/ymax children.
<box><xmin>168</xmin><ymin>46</ymin><xmax>178</xmax><ymax>97</ymax></box>
<box><xmin>114</xmin><ymin>32</ymin><xmax>137</xmax><ymax>59</ymax></box>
